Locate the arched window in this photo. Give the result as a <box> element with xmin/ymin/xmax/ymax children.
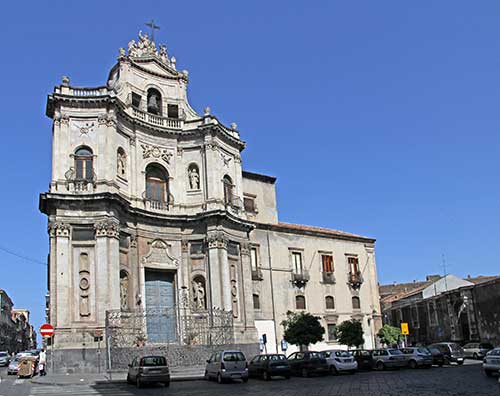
<box><xmin>74</xmin><ymin>147</ymin><xmax>93</xmax><ymax>181</ymax></box>
<box><xmin>252</xmin><ymin>294</ymin><xmax>260</xmax><ymax>310</ymax></box>
<box><xmin>352</xmin><ymin>296</ymin><xmax>360</xmax><ymax>310</ymax></box>
<box><xmin>147</xmin><ymin>88</ymin><xmax>162</xmax><ymax>115</ymax></box>
<box><xmin>295</xmin><ymin>295</ymin><xmax>306</xmax><ymax>310</ymax></box>
<box><xmin>145</xmin><ymin>164</ymin><xmax>168</xmax><ymax>202</ymax></box>
<box><xmin>325</xmin><ymin>296</ymin><xmax>335</xmax><ymax>310</ymax></box>
<box><xmin>223</xmin><ymin>175</ymin><xmax>233</xmax><ymax>205</ymax></box>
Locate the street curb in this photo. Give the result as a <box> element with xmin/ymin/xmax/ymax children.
<box><xmin>30</xmin><ymin>375</ymin><xmax>204</xmax><ymax>386</ymax></box>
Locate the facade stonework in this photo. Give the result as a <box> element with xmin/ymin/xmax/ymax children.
<box><xmin>40</xmin><ymin>32</ymin><xmax>382</xmax><ymax>372</ymax></box>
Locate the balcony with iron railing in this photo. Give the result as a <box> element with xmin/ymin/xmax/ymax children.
<box><xmin>291</xmin><ymin>270</ymin><xmax>310</xmax><ymax>287</ymax></box>
<box><xmin>348</xmin><ymin>271</ymin><xmax>363</xmax><ymax>289</ymax></box>
<box><xmin>322</xmin><ymin>271</ymin><xmax>336</xmax><ymax>284</ymax></box>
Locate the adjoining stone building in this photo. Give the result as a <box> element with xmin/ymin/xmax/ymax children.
<box><xmin>39</xmin><ymin>31</ymin><xmax>382</xmax><ymax>373</ymax></box>
<box><xmin>381</xmin><ymin>275</ymin><xmax>500</xmax><ymax>346</ymax></box>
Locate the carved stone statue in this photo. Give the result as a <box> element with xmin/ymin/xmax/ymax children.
<box><xmin>147</xmin><ymin>93</ymin><xmax>160</xmax><ymax>114</ymax></box>
<box><xmin>120</xmin><ymin>273</ymin><xmax>129</xmax><ymax>310</ymax></box>
<box><xmin>159</xmin><ymin>44</ymin><xmax>168</xmax><ymax>63</ymax></box>
<box><xmin>189</xmin><ymin>167</ymin><xmax>200</xmax><ymax>190</ymax></box>
<box><xmin>192</xmin><ymin>279</ymin><xmax>206</xmax><ymax>310</ymax></box>
<box><xmin>128</xmin><ymin>40</ymin><xmax>137</xmax><ymax>57</ymax></box>
<box><xmin>117</xmin><ymin>151</ymin><xmax>126</xmax><ymax>177</ymax></box>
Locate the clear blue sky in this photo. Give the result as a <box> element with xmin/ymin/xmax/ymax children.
<box><xmin>1</xmin><ymin>1</ymin><xmax>500</xmax><ymax>338</ymax></box>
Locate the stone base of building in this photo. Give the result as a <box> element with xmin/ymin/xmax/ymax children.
<box><xmin>49</xmin><ymin>343</ymin><xmax>260</xmax><ymax>374</ymax></box>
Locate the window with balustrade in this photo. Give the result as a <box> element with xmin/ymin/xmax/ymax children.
<box><xmin>74</xmin><ymin>147</ymin><xmax>93</xmax><ymax>181</ymax></box>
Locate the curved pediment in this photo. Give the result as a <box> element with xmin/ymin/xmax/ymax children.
<box><xmin>141</xmin><ymin>239</ymin><xmax>179</xmax><ymax>270</ymax></box>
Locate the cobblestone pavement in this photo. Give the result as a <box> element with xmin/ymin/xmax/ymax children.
<box><xmin>1</xmin><ymin>363</ymin><xmax>499</xmax><ymax>396</ymax></box>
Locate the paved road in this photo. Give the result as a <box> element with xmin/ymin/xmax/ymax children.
<box><xmin>1</xmin><ymin>362</ymin><xmax>498</xmax><ymax>396</ymax></box>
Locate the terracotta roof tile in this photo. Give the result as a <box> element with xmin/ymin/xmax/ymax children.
<box><xmin>275</xmin><ymin>222</ymin><xmax>373</xmax><ymax>241</ymax></box>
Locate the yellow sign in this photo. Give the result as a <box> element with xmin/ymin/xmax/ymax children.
<box><xmin>401</xmin><ymin>322</ymin><xmax>409</xmax><ymax>335</ymax></box>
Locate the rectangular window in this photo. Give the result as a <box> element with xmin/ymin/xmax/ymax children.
<box><xmin>227</xmin><ymin>242</ymin><xmax>239</xmax><ymax>257</ymax></box>
<box><xmin>132</xmin><ymin>93</ymin><xmax>141</xmax><ymax>108</ymax></box>
<box><xmin>244</xmin><ymin>197</ymin><xmax>256</xmax><ymax>213</ymax></box>
<box><xmin>72</xmin><ymin>227</ymin><xmax>95</xmax><ymax>241</ymax></box>
<box><xmin>322</xmin><ymin>254</ymin><xmax>334</xmax><ymax>272</ymax></box>
<box><xmin>250</xmin><ymin>247</ymin><xmax>258</xmax><ymax>271</ymax></box>
<box><xmin>327</xmin><ymin>324</ymin><xmax>337</xmax><ymax>341</ymax></box>
<box><xmin>190</xmin><ymin>241</ymin><xmax>205</xmax><ymax>255</ymax></box>
<box><xmin>167</xmin><ymin>104</ymin><xmax>179</xmax><ymax>118</ymax></box>
<box><xmin>119</xmin><ymin>234</ymin><xmax>129</xmax><ymax>249</ymax></box>
<box><xmin>292</xmin><ymin>252</ymin><xmax>303</xmax><ymax>274</ymax></box>
<box><xmin>348</xmin><ymin>256</ymin><xmax>359</xmax><ymax>274</ymax></box>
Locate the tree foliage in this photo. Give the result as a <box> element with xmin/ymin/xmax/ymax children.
<box><xmin>281</xmin><ymin>311</ymin><xmax>324</xmax><ymax>349</ymax></box>
<box><xmin>336</xmin><ymin>319</ymin><xmax>364</xmax><ymax>348</ymax></box>
<box><xmin>377</xmin><ymin>324</ymin><xmax>402</xmax><ymax>346</ymax></box>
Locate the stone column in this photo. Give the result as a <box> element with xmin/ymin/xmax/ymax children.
<box><xmin>207</xmin><ymin>231</ymin><xmax>226</xmax><ymax>309</ymax></box>
<box><xmin>220</xmin><ymin>244</ymin><xmax>232</xmax><ymax>311</ymax></box>
<box><xmin>48</xmin><ymin>222</ymin><xmax>71</xmax><ymax>328</ymax></box>
<box><xmin>240</xmin><ymin>241</ymin><xmax>256</xmax><ymax>327</ymax></box>
<box><xmin>180</xmin><ymin>240</ymin><xmax>189</xmax><ymax>289</ymax></box>
<box><xmin>95</xmin><ymin>220</ymin><xmax>120</xmax><ymax>326</ymax></box>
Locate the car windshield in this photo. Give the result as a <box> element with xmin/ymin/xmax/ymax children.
<box><xmin>480</xmin><ymin>343</ymin><xmax>493</xmax><ymax>349</ymax></box>
<box><xmin>309</xmin><ymin>352</ymin><xmax>321</xmax><ymax>358</ymax></box>
<box><xmin>428</xmin><ymin>347</ymin><xmax>440</xmax><ymax>354</ymax></box>
<box><xmin>417</xmin><ymin>348</ymin><xmax>430</xmax><ymax>354</ymax></box>
<box><xmin>334</xmin><ymin>351</ymin><xmax>352</xmax><ymax>357</ymax></box>
<box><xmin>223</xmin><ymin>352</ymin><xmax>246</xmax><ymax>361</ymax></box>
<box><xmin>449</xmin><ymin>344</ymin><xmax>461</xmax><ymax>352</ymax></box>
<box><xmin>388</xmin><ymin>349</ymin><xmax>403</xmax><ymax>355</ymax></box>
<box><xmin>0</xmin><ymin>352</ymin><xmax>8</xmax><ymax>357</ymax></box>
<box><xmin>141</xmin><ymin>357</ymin><xmax>166</xmax><ymax>366</ymax></box>
<box><xmin>269</xmin><ymin>355</ymin><xmax>286</xmax><ymax>361</ymax></box>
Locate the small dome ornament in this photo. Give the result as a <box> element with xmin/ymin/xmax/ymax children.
<box><xmin>231</xmin><ymin>122</ymin><xmax>238</xmax><ymax>130</ymax></box>
<box><xmin>204</xmin><ymin>107</ymin><xmax>211</xmax><ymax>116</ymax></box>
<box><xmin>62</xmin><ymin>76</ymin><xmax>70</xmax><ymax>87</ymax></box>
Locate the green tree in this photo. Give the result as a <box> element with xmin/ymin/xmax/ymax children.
<box><xmin>377</xmin><ymin>324</ymin><xmax>402</xmax><ymax>347</ymax></box>
<box><xmin>336</xmin><ymin>319</ymin><xmax>364</xmax><ymax>349</ymax></box>
<box><xmin>281</xmin><ymin>311</ymin><xmax>325</xmax><ymax>350</ymax></box>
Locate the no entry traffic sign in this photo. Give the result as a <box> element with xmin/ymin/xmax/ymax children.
<box><xmin>40</xmin><ymin>323</ymin><xmax>54</xmax><ymax>338</ymax></box>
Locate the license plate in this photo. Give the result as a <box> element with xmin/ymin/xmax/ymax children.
<box><xmin>457</xmin><ymin>358</ymin><xmax>463</xmax><ymax>361</ymax></box>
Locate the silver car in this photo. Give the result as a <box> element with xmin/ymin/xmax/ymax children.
<box><xmin>7</xmin><ymin>358</ymin><xmax>19</xmax><ymax>375</ymax></box>
<box><xmin>205</xmin><ymin>350</ymin><xmax>249</xmax><ymax>383</ymax></box>
<box><xmin>0</xmin><ymin>351</ymin><xmax>10</xmax><ymax>367</ymax></box>
<box><xmin>399</xmin><ymin>347</ymin><xmax>434</xmax><ymax>369</ymax></box>
<box><xmin>463</xmin><ymin>342</ymin><xmax>494</xmax><ymax>360</ymax></box>
<box><xmin>322</xmin><ymin>350</ymin><xmax>358</xmax><ymax>374</ymax></box>
<box><xmin>483</xmin><ymin>347</ymin><xmax>500</xmax><ymax>377</ymax></box>
<box><xmin>371</xmin><ymin>349</ymin><xmax>407</xmax><ymax>370</ymax></box>
<box><xmin>126</xmin><ymin>356</ymin><xmax>170</xmax><ymax>388</ymax></box>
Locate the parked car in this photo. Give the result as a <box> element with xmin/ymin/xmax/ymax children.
<box><xmin>351</xmin><ymin>349</ymin><xmax>374</xmax><ymax>370</ymax></box>
<box><xmin>0</xmin><ymin>351</ymin><xmax>10</xmax><ymax>367</ymax></box>
<box><xmin>248</xmin><ymin>354</ymin><xmax>290</xmax><ymax>380</ymax></box>
<box><xmin>428</xmin><ymin>342</ymin><xmax>464</xmax><ymax>365</ymax></box>
<box><xmin>371</xmin><ymin>349</ymin><xmax>407</xmax><ymax>370</ymax></box>
<box><xmin>205</xmin><ymin>350</ymin><xmax>249</xmax><ymax>383</ymax></box>
<box><xmin>463</xmin><ymin>342</ymin><xmax>494</xmax><ymax>360</ymax></box>
<box><xmin>321</xmin><ymin>350</ymin><xmax>358</xmax><ymax>374</ymax></box>
<box><xmin>126</xmin><ymin>356</ymin><xmax>170</xmax><ymax>388</ymax></box>
<box><xmin>7</xmin><ymin>358</ymin><xmax>19</xmax><ymax>375</ymax></box>
<box><xmin>399</xmin><ymin>347</ymin><xmax>433</xmax><ymax>369</ymax></box>
<box><xmin>426</xmin><ymin>346</ymin><xmax>445</xmax><ymax>367</ymax></box>
<box><xmin>287</xmin><ymin>351</ymin><xmax>329</xmax><ymax>377</ymax></box>
<box><xmin>483</xmin><ymin>347</ymin><xmax>500</xmax><ymax>377</ymax></box>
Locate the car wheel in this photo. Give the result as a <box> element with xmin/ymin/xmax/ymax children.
<box><xmin>136</xmin><ymin>376</ymin><xmax>142</xmax><ymax>388</ymax></box>
<box><xmin>376</xmin><ymin>361</ymin><xmax>385</xmax><ymax>371</ymax></box>
<box><xmin>163</xmin><ymin>381</ymin><xmax>170</xmax><ymax>387</ymax></box>
<box><xmin>217</xmin><ymin>373</ymin><xmax>223</xmax><ymax>384</ymax></box>
<box><xmin>330</xmin><ymin>365</ymin><xmax>338</xmax><ymax>375</ymax></box>
<box><xmin>285</xmin><ymin>374</ymin><xmax>291</xmax><ymax>380</ymax></box>
<box><xmin>409</xmin><ymin>360</ymin><xmax>417</xmax><ymax>369</ymax></box>
<box><xmin>473</xmin><ymin>353</ymin><xmax>478</xmax><ymax>360</ymax></box>
<box><xmin>485</xmin><ymin>369</ymin><xmax>493</xmax><ymax>377</ymax></box>
<box><xmin>204</xmin><ymin>370</ymin><xmax>210</xmax><ymax>381</ymax></box>
<box><xmin>444</xmin><ymin>357</ymin><xmax>450</xmax><ymax>365</ymax></box>
<box><xmin>262</xmin><ymin>370</ymin><xmax>270</xmax><ymax>381</ymax></box>
<box><xmin>243</xmin><ymin>377</ymin><xmax>249</xmax><ymax>383</ymax></box>
<box><xmin>126</xmin><ymin>374</ymin><xmax>132</xmax><ymax>384</ymax></box>
<box><xmin>301</xmin><ymin>368</ymin><xmax>309</xmax><ymax>378</ymax></box>
<box><xmin>457</xmin><ymin>361</ymin><xmax>464</xmax><ymax>366</ymax></box>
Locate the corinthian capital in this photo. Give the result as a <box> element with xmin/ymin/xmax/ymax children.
<box><xmin>48</xmin><ymin>222</ymin><xmax>71</xmax><ymax>238</ymax></box>
<box><xmin>207</xmin><ymin>231</ymin><xmax>228</xmax><ymax>249</ymax></box>
<box><xmin>95</xmin><ymin>220</ymin><xmax>120</xmax><ymax>239</ymax></box>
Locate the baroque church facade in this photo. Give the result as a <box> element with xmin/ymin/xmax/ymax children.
<box><xmin>40</xmin><ymin>32</ymin><xmax>382</xmax><ymax>370</ymax></box>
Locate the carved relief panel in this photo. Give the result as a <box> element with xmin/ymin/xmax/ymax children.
<box><xmin>72</xmin><ymin>247</ymin><xmax>95</xmax><ymax>321</ymax></box>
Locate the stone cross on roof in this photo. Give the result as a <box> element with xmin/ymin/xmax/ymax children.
<box><xmin>145</xmin><ymin>19</ymin><xmax>160</xmax><ymax>43</ymax></box>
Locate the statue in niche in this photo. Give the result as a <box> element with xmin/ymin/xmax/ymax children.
<box><xmin>117</xmin><ymin>150</ymin><xmax>126</xmax><ymax>177</ymax></box>
<box><xmin>120</xmin><ymin>272</ymin><xmax>129</xmax><ymax>310</ymax></box>
<box><xmin>192</xmin><ymin>279</ymin><xmax>206</xmax><ymax>310</ymax></box>
<box><xmin>147</xmin><ymin>92</ymin><xmax>160</xmax><ymax>114</ymax></box>
<box><xmin>189</xmin><ymin>167</ymin><xmax>200</xmax><ymax>190</ymax></box>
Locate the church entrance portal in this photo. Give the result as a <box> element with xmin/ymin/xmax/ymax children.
<box><xmin>145</xmin><ymin>270</ymin><xmax>176</xmax><ymax>343</ymax></box>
